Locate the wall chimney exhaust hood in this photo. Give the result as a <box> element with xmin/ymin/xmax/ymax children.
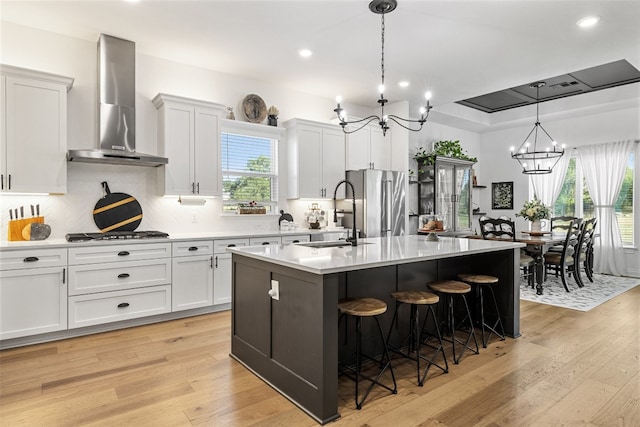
<box><xmin>67</xmin><ymin>34</ymin><xmax>168</xmax><ymax>167</ymax></box>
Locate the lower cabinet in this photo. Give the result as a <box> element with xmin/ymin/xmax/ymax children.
<box><xmin>281</xmin><ymin>234</ymin><xmax>311</xmax><ymax>245</ymax></box>
<box><xmin>171</xmin><ymin>241</ymin><xmax>214</xmax><ymax>311</ymax></box>
<box><xmin>67</xmin><ymin>242</ymin><xmax>172</xmax><ymax>329</ymax></box>
<box><xmin>68</xmin><ymin>285</ymin><xmax>171</xmax><ymax>328</ymax></box>
<box><xmin>213</xmin><ymin>238</ymin><xmax>249</xmax><ymax>305</ymax></box>
<box><xmin>0</xmin><ymin>264</ymin><xmax>67</xmax><ymax>340</ymax></box>
<box><xmin>213</xmin><ymin>253</ymin><xmax>232</xmax><ymax>305</ymax></box>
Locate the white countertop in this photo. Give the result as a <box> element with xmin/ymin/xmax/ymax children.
<box><xmin>0</xmin><ymin>228</ymin><xmax>347</xmax><ymax>251</ymax></box>
<box><xmin>228</xmin><ymin>235</ymin><xmax>526</xmax><ymax>274</ymax></box>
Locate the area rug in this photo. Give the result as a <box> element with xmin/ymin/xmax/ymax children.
<box><xmin>520</xmin><ymin>273</ymin><xmax>640</xmax><ymax>311</ymax></box>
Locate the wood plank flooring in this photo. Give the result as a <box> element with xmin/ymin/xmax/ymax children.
<box><xmin>1</xmin><ymin>286</ymin><xmax>638</xmax><ymax>426</ymax></box>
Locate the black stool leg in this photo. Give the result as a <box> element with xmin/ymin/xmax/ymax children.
<box><xmin>417</xmin><ymin>304</ymin><xmax>449</xmax><ymax>385</ymax></box>
<box><xmin>484</xmin><ymin>286</ymin><xmax>505</xmax><ymax>346</ymax></box>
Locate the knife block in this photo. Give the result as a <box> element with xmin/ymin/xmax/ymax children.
<box><xmin>7</xmin><ymin>217</ymin><xmax>44</xmax><ymax>241</ymax></box>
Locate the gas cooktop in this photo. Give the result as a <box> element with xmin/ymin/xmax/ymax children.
<box><xmin>65</xmin><ymin>230</ymin><xmax>169</xmax><ymax>242</ymax></box>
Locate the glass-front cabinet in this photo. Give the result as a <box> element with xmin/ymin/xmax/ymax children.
<box><xmin>418</xmin><ymin>156</ymin><xmax>475</xmax><ymax>232</ymax></box>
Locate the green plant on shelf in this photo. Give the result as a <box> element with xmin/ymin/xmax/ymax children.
<box><xmin>413</xmin><ymin>140</ymin><xmax>477</xmax><ymax>174</ymax></box>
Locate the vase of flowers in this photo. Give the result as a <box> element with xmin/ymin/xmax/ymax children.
<box><xmin>516</xmin><ymin>197</ymin><xmax>550</xmax><ymax>231</ymax></box>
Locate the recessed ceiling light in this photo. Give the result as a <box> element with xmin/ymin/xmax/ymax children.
<box><xmin>398</xmin><ymin>81</ymin><xmax>410</xmax><ymax>88</ymax></box>
<box><xmin>577</xmin><ymin>16</ymin><xmax>601</xmax><ymax>28</ymax></box>
<box><xmin>298</xmin><ymin>49</ymin><xmax>312</xmax><ymax>58</ymax></box>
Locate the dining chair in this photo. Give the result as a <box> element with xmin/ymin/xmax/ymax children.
<box><xmin>576</xmin><ymin>217</ymin><xmax>598</xmax><ymax>284</ymax></box>
<box><xmin>547</xmin><ymin>216</ymin><xmax>579</xmax><ymax>253</ymax></box>
<box><xmin>478</xmin><ymin>217</ymin><xmax>534</xmax><ymax>287</ymax></box>
<box><xmin>543</xmin><ymin>218</ymin><xmax>583</xmax><ymax>291</ymax></box>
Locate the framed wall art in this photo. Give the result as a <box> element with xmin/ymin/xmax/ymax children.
<box><xmin>492</xmin><ymin>181</ymin><xmax>514</xmax><ymax>210</ymax></box>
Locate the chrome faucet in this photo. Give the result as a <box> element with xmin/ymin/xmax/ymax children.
<box><xmin>333</xmin><ymin>179</ymin><xmax>357</xmax><ymax>246</ymax></box>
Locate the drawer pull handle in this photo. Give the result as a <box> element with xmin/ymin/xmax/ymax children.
<box><xmin>23</xmin><ymin>256</ymin><xmax>39</xmax><ymax>263</ymax></box>
<box><xmin>117</xmin><ymin>302</ymin><xmax>130</xmax><ymax>308</ymax></box>
<box><xmin>227</xmin><ymin>244</ymin><xmax>236</xmax><ymax>247</ymax></box>
<box><xmin>118</xmin><ymin>251</ymin><xmax>130</xmax><ymax>256</ymax></box>
<box><xmin>188</xmin><ymin>246</ymin><xmax>198</xmax><ymax>251</ymax></box>
<box><xmin>292</xmin><ymin>240</ymin><xmax>300</xmax><ymax>243</ymax></box>
<box><xmin>117</xmin><ymin>273</ymin><xmax>130</xmax><ymax>279</ymax></box>
<box><xmin>262</xmin><ymin>242</ymin><xmax>270</xmax><ymax>245</ymax></box>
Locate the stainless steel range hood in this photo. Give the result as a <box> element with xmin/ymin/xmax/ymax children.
<box><xmin>67</xmin><ymin>34</ymin><xmax>168</xmax><ymax>167</ymax></box>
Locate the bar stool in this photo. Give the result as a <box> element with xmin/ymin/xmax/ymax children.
<box><xmin>457</xmin><ymin>274</ymin><xmax>505</xmax><ymax>348</ymax></box>
<box><xmin>386</xmin><ymin>290</ymin><xmax>449</xmax><ymax>386</ymax></box>
<box><xmin>338</xmin><ymin>297</ymin><xmax>397</xmax><ymax>409</ymax></box>
<box><xmin>427</xmin><ymin>280</ymin><xmax>479</xmax><ymax>364</ymax></box>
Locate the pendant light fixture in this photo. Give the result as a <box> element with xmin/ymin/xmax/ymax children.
<box><xmin>333</xmin><ymin>0</ymin><xmax>432</xmax><ymax>136</ymax></box>
<box><xmin>510</xmin><ymin>81</ymin><xmax>565</xmax><ymax>174</ymax></box>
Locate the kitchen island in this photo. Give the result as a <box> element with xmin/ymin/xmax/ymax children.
<box><xmin>228</xmin><ymin>235</ymin><xmax>525</xmax><ymax>424</ymax></box>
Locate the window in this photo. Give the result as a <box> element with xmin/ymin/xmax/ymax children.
<box><xmin>554</xmin><ymin>152</ymin><xmax>634</xmax><ymax>245</ymax></box>
<box><xmin>221</xmin><ymin>132</ymin><xmax>278</xmax><ymax>213</ymax></box>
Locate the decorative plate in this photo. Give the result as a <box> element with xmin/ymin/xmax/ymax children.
<box><xmin>241</xmin><ymin>94</ymin><xmax>267</xmax><ymax>123</ymax></box>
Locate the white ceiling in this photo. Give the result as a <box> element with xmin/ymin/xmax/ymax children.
<box><xmin>2</xmin><ymin>0</ymin><xmax>639</xmax><ymax>117</ymax></box>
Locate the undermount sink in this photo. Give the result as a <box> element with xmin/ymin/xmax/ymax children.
<box><xmin>295</xmin><ymin>240</ymin><xmax>373</xmax><ymax>249</ymax></box>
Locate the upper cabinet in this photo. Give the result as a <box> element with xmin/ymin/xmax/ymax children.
<box><xmin>285</xmin><ymin>118</ymin><xmax>345</xmax><ymax>199</ymax></box>
<box><xmin>345</xmin><ymin>124</ymin><xmax>391</xmax><ymax>171</ymax></box>
<box><xmin>0</xmin><ymin>65</ymin><xmax>73</xmax><ymax>194</ymax></box>
<box><xmin>153</xmin><ymin>94</ymin><xmax>226</xmax><ymax>196</ymax></box>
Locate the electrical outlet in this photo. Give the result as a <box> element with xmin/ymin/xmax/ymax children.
<box><xmin>268</xmin><ymin>280</ymin><xmax>280</xmax><ymax>300</ymax></box>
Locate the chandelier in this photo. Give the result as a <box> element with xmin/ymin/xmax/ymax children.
<box><xmin>510</xmin><ymin>81</ymin><xmax>565</xmax><ymax>174</ymax></box>
<box><xmin>333</xmin><ymin>0</ymin><xmax>432</xmax><ymax>136</ymax></box>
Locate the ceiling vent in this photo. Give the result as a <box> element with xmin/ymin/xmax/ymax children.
<box><xmin>456</xmin><ymin>59</ymin><xmax>640</xmax><ymax>113</ymax></box>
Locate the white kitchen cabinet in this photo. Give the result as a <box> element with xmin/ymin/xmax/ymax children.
<box><xmin>345</xmin><ymin>124</ymin><xmax>391</xmax><ymax>170</ymax></box>
<box><xmin>0</xmin><ymin>248</ymin><xmax>67</xmax><ymax>340</ymax></box>
<box><xmin>67</xmin><ymin>242</ymin><xmax>172</xmax><ymax>329</ymax></box>
<box><xmin>213</xmin><ymin>238</ymin><xmax>249</xmax><ymax>306</ymax></box>
<box><xmin>285</xmin><ymin>118</ymin><xmax>345</xmax><ymax>199</ymax></box>
<box><xmin>281</xmin><ymin>234</ymin><xmax>310</xmax><ymax>244</ymax></box>
<box><xmin>0</xmin><ymin>65</ymin><xmax>73</xmax><ymax>194</ymax></box>
<box><xmin>171</xmin><ymin>241</ymin><xmax>214</xmax><ymax>311</ymax></box>
<box><xmin>153</xmin><ymin>93</ymin><xmax>226</xmax><ymax>196</ymax></box>
<box><xmin>68</xmin><ymin>285</ymin><xmax>172</xmax><ymax>329</ymax></box>
<box><xmin>249</xmin><ymin>237</ymin><xmax>282</xmax><ymax>246</ymax></box>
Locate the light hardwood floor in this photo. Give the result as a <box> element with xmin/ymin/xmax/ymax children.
<box><xmin>1</xmin><ymin>286</ymin><xmax>638</xmax><ymax>427</ymax></box>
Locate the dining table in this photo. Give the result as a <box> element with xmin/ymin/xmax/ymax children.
<box><xmin>466</xmin><ymin>232</ymin><xmax>566</xmax><ymax>295</ymax></box>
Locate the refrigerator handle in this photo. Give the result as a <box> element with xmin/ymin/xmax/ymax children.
<box><xmin>384</xmin><ymin>179</ymin><xmax>392</xmax><ymax>233</ymax></box>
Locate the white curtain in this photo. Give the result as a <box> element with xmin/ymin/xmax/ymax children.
<box><xmin>578</xmin><ymin>140</ymin><xmax>634</xmax><ymax>275</ymax></box>
<box><xmin>530</xmin><ymin>152</ymin><xmax>571</xmax><ymax>213</ymax></box>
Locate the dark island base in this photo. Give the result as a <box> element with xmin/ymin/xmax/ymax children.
<box><xmin>231</xmin><ymin>249</ymin><xmax>518</xmax><ymax>424</ymax></box>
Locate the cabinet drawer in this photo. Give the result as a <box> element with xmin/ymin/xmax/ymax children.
<box><xmin>249</xmin><ymin>237</ymin><xmax>281</xmax><ymax>246</ymax></box>
<box><xmin>172</xmin><ymin>241</ymin><xmax>214</xmax><ymax>257</ymax></box>
<box><xmin>0</xmin><ymin>248</ymin><xmax>67</xmax><ymax>270</ymax></box>
<box><xmin>213</xmin><ymin>238</ymin><xmax>249</xmax><ymax>253</ymax></box>
<box><xmin>281</xmin><ymin>234</ymin><xmax>310</xmax><ymax>244</ymax></box>
<box><xmin>68</xmin><ymin>242</ymin><xmax>171</xmax><ymax>265</ymax></box>
<box><xmin>68</xmin><ymin>259</ymin><xmax>172</xmax><ymax>296</ymax></box>
<box><xmin>68</xmin><ymin>285</ymin><xmax>171</xmax><ymax>329</ymax></box>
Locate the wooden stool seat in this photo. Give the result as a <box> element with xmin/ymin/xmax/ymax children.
<box><xmin>338</xmin><ymin>297</ymin><xmax>387</xmax><ymax>317</ymax></box>
<box><xmin>457</xmin><ymin>274</ymin><xmax>499</xmax><ymax>285</ymax></box>
<box><xmin>390</xmin><ymin>290</ymin><xmax>439</xmax><ymax>305</ymax></box>
<box><xmin>428</xmin><ymin>280</ymin><xmax>471</xmax><ymax>294</ymax></box>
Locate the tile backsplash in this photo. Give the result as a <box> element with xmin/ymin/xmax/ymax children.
<box><xmin>1</xmin><ymin>163</ymin><xmax>340</xmax><ymax>240</ymax></box>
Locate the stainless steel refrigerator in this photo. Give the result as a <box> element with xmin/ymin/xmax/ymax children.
<box><xmin>341</xmin><ymin>169</ymin><xmax>406</xmax><ymax>238</ymax></box>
